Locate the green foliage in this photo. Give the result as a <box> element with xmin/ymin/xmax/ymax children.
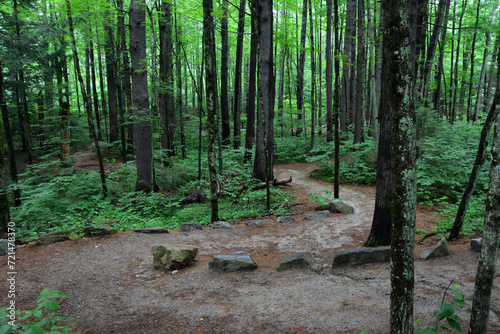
<box><xmin>0</xmin><ymin>289</ymin><xmax>74</xmax><ymax>334</ymax></box>
<box><xmin>309</xmin><ymin>187</ymin><xmax>340</xmax><ymax>206</ymax></box>
<box><xmin>415</xmin><ymin>285</ymin><xmax>466</xmax><ymax>333</ymax></box>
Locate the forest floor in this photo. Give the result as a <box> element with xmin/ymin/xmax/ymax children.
<box><xmin>2</xmin><ymin>161</ymin><xmax>499</xmax><ymax>333</ymax></box>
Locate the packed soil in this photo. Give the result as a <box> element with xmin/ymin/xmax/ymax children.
<box><xmin>2</xmin><ymin>162</ymin><xmax>499</xmax><ymax>334</ymax></box>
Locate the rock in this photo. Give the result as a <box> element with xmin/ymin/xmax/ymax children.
<box><xmin>332</xmin><ymin>247</ymin><xmax>391</xmax><ymax>266</ymax></box>
<box><xmin>245</xmin><ymin>219</ymin><xmax>270</xmax><ymax>227</ymax></box>
<box><xmin>0</xmin><ymin>239</ymin><xmax>9</xmax><ymax>256</ymax></box>
<box><xmin>420</xmin><ymin>237</ymin><xmax>451</xmax><ymax>260</ymax></box>
<box><xmin>209</xmin><ymin>221</ymin><xmax>232</xmax><ymax>229</ymax></box>
<box><xmin>277</xmin><ymin>254</ymin><xmax>311</xmax><ymax>271</ymax></box>
<box><xmin>133</xmin><ymin>227</ymin><xmax>169</xmax><ymax>234</ymax></box>
<box><xmin>329</xmin><ymin>200</ymin><xmax>354</xmax><ymax>214</ymax></box>
<box><xmin>470</xmin><ymin>238</ymin><xmax>482</xmax><ymax>252</ymax></box>
<box><xmin>152</xmin><ymin>244</ymin><xmax>198</xmax><ymax>270</ymax></box>
<box><xmin>84</xmin><ymin>225</ymin><xmax>118</xmax><ymax>237</ymax></box>
<box><xmin>277</xmin><ymin>216</ymin><xmax>295</xmax><ymax>223</ymax></box>
<box><xmin>37</xmin><ymin>234</ymin><xmax>70</xmax><ymax>246</ymax></box>
<box><xmin>180</xmin><ymin>222</ymin><xmax>203</xmax><ymax>232</ymax></box>
<box><xmin>304</xmin><ymin>210</ymin><xmax>331</xmax><ymax>220</ymax></box>
<box><xmin>209</xmin><ymin>251</ymin><xmax>258</xmax><ymax>272</ymax></box>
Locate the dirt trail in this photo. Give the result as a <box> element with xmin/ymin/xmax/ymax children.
<box><xmin>1</xmin><ymin>163</ymin><xmax>498</xmax><ymax>333</ymax></box>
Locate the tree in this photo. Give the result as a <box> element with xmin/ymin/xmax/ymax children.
<box><xmin>232</xmin><ymin>0</ymin><xmax>246</xmax><ymax>149</ymax></box>
<box><xmin>469</xmin><ymin>47</ymin><xmax>500</xmax><ymax>333</ymax></box>
<box><xmin>129</xmin><ymin>0</ymin><xmax>157</xmax><ymax>192</ymax></box>
<box><xmin>325</xmin><ymin>0</ymin><xmax>333</xmax><ymax>142</ymax></box>
<box><xmin>203</xmin><ymin>0</ymin><xmax>219</xmax><ymax>222</ymax></box>
<box><xmin>220</xmin><ymin>0</ymin><xmax>230</xmax><ymax>147</ymax></box>
<box><xmin>384</xmin><ymin>0</ymin><xmax>417</xmax><ymax>332</ymax></box>
<box><xmin>353</xmin><ymin>0</ymin><xmax>365</xmax><ymax>144</ymax></box>
<box><xmin>0</xmin><ymin>63</ymin><xmax>10</xmax><ymax>232</ymax></box>
<box><xmin>244</xmin><ymin>2</ymin><xmax>257</xmax><ymax>163</ymax></box>
<box><xmin>333</xmin><ymin>0</ymin><xmax>341</xmax><ymax>199</ymax></box>
<box><xmin>104</xmin><ymin>10</ymin><xmax>118</xmax><ymax>143</ymax></box>
<box><xmin>295</xmin><ymin>0</ymin><xmax>308</xmax><ymax>136</ymax></box>
<box><xmin>340</xmin><ymin>0</ymin><xmax>356</xmax><ymax>133</ymax></box>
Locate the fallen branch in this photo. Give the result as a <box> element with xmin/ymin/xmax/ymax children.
<box><xmin>235</xmin><ymin>177</ymin><xmax>293</xmax><ymax>199</ymax></box>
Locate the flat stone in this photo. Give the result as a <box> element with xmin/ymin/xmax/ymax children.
<box><xmin>210</xmin><ymin>221</ymin><xmax>232</xmax><ymax>229</ymax></box>
<box><xmin>209</xmin><ymin>251</ymin><xmax>257</xmax><ymax>272</ymax></box>
<box><xmin>245</xmin><ymin>219</ymin><xmax>270</xmax><ymax>227</ymax></box>
<box><xmin>152</xmin><ymin>244</ymin><xmax>198</xmax><ymax>270</ymax></box>
<box><xmin>277</xmin><ymin>254</ymin><xmax>311</xmax><ymax>271</ymax></box>
<box><xmin>84</xmin><ymin>225</ymin><xmax>118</xmax><ymax>237</ymax></box>
<box><xmin>37</xmin><ymin>234</ymin><xmax>70</xmax><ymax>246</ymax></box>
<box><xmin>180</xmin><ymin>222</ymin><xmax>203</xmax><ymax>231</ymax></box>
<box><xmin>277</xmin><ymin>216</ymin><xmax>295</xmax><ymax>223</ymax></box>
<box><xmin>0</xmin><ymin>239</ymin><xmax>9</xmax><ymax>256</ymax></box>
<box><xmin>329</xmin><ymin>200</ymin><xmax>354</xmax><ymax>214</ymax></box>
<box><xmin>133</xmin><ymin>227</ymin><xmax>169</xmax><ymax>234</ymax></box>
<box><xmin>304</xmin><ymin>210</ymin><xmax>331</xmax><ymax>220</ymax></box>
<box><xmin>332</xmin><ymin>247</ymin><xmax>391</xmax><ymax>266</ymax></box>
<box><xmin>420</xmin><ymin>237</ymin><xmax>450</xmax><ymax>260</ymax></box>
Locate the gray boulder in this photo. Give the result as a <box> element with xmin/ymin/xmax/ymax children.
<box><xmin>37</xmin><ymin>234</ymin><xmax>70</xmax><ymax>246</ymax></box>
<box><xmin>332</xmin><ymin>247</ymin><xmax>391</xmax><ymax>266</ymax></box>
<box><xmin>277</xmin><ymin>216</ymin><xmax>295</xmax><ymax>223</ymax></box>
<box><xmin>84</xmin><ymin>225</ymin><xmax>117</xmax><ymax>237</ymax></box>
<box><xmin>152</xmin><ymin>244</ymin><xmax>198</xmax><ymax>270</ymax></box>
<box><xmin>0</xmin><ymin>239</ymin><xmax>9</xmax><ymax>256</ymax></box>
<box><xmin>210</xmin><ymin>221</ymin><xmax>232</xmax><ymax>229</ymax></box>
<box><xmin>277</xmin><ymin>254</ymin><xmax>311</xmax><ymax>271</ymax></box>
<box><xmin>329</xmin><ymin>200</ymin><xmax>354</xmax><ymax>214</ymax></box>
<box><xmin>304</xmin><ymin>210</ymin><xmax>331</xmax><ymax>220</ymax></box>
<box><xmin>420</xmin><ymin>237</ymin><xmax>450</xmax><ymax>260</ymax></box>
<box><xmin>133</xmin><ymin>227</ymin><xmax>169</xmax><ymax>234</ymax></box>
<box><xmin>180</xmin><ymin>222</ymin><xmax>203</xmax><ymax>231</ymax></box>
<box><xmin>245</xmin><ymin>219</ymin><xmax>270</xmax><ymax>227</ymax></box>
<box><xmin>209</xmin><ymin>251</ymin><xmax>257</xmax><ymax>272</ymax></box>
<box><xmin>470</xmin><ymin>238</ymin><xmax>500</xmax><ymax>252</ymax></box>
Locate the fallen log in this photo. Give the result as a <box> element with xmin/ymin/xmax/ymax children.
<box><xmin>235</xmin><ymin>177</ymin><xmax>293</xmax><ymax>199</ymax></box>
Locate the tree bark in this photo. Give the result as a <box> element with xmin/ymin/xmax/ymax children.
<box><xmin>220</xmin><ymin>0</ymin><xmax>230</xmax><ymax>147</ymax></box>
<box><xmin>465</xmin><ymin>0</ymin><xmax>482</xmax><ymax>122</ymax></box>
<box><xmin>104</xmin><ymin>10</ymin><xmax>118</xmax><ymax>143</ymax></box>
<box><xmin>341</xmin><ymin>0</ymin><xmax>356</xmax><ymax>133</ymax></box>
<box><xmin>325</xmin><ymin>0</ymin><xmax>333</xmax><ymax>142</ymax></box>
<box><xmin>0</xmin><ymin>64</ymin><xmax>11</xmax><ymax>230</ymax></box>
<box><xmin>129</xmin><ymin>0</ymin><xmax>157</xmax><ymax>192</ymax></box>
<box><xmin>295</xmin><ymin>0</ymin><xmax>307</xmax><ymax>136</ymax></box>
<box><xmin>353</xmin><ymin>0</ymin><xmax>365</xmax><ymax>144</ymax></box>
<box><xmin>469</xmin><ymin>51</ymin><xmax>500</xmax><ymax>332</ymax></box>
<box><xmin>203</xmin><ymin>0</ymin><xmax>219</xmax><ymax>222</ymax></box>
<box><xmin>308</xmin><ymin>0</ymin><xmax>316</xmax><ymax>147</ymax></box>
<box><xmin>233</xmin><ymin>0</ymin><xmax>246</xmax><ymax>149</ymax></box>
<box><xmin>485</xmin><ymin>37</ymin><xmax>499</xmax><ymax>114</ymax></box>
<box><xmin>244</xmin><ymin>4</ymin><xmax>257</xmax><ymax>163</ymax></box>
<box><xmin>333</xmin><ymin>0</ymin><xmax>341</xmax><ymax>198</ymax></box>
<box><xmin>384</xmin><ymin>0</ymin><xmax>417</xmax><ymax>332</ymax></box>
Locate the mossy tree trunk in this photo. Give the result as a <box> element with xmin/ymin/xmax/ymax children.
<box><xmin>0</xmin><ymin>63</ymin><xmax>10</xmax><ymax>232</ymax></box>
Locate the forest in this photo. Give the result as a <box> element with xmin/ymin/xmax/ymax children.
<box><xmin>0</xmin><ymin>0</ymin><xmax>499</xmax><ymax>332</ymax></box>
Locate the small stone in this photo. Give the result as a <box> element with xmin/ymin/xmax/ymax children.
<box><xmin>171</xmin><ymin>270</ymin><xmax>179</xmax><ymax>275</ymax></box>
<box><xmin>180</xmin><ymin>223</ymin><xmax>203</xmax><ymax>232</ymax></box>
<box><xmin>245</xmin><ymin>219</ymin><xmax>270</xmax><ymax>227</ymax></box>
<box><xmin>277</xmin><ymin>254</ymin><xmax>311</xmax><ymax>271</ymax></box>
<box><xmin>304</xmin><ymin>210</ymin><xmax>331</xmax><ymax>220</ymax></box>
<box><xmin>209</xmin><ymin>221</ymin><xmax>232</xmax><ymax>229</ymax></box>
<box><xmin>0</xmin><ymin>239</ymin><xmax>9</xmax><ymax>256</ymax></box>
<box><xmin>332</xmin><ymin>247</ymin><xmax>391</xmax><ymax>266</ymax></box>
<box><xmin>209</xmin><ymin>251</ymin><xmax>258</xmax><ymax>272</ymax></box>
<box><xmin>329</xmin><ymin>200</ymin><xmax>354</xmax><ymax>214</ymax></box>
<box><xmin>420</xmin><ymin>237</ymin><xmax>451</xmax><ymax>260</ymax></box>
<box><xmin>133</xmin><ymin>227</ymin><xmax>169</xmax><ymax>234</ymax></box>
<box><xmin>470</xmin><ymin>238</ymin><xmax>482</xmax><ymax>252</ymax></box>
<box><xmin>277</xmin><ymin>216</ymin><xmax>295</xmax><ymax>223</ymax></box>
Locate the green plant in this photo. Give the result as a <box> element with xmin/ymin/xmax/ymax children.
<box><xmin>0</xmin><ymin>289</ymin><xmax>74</xmax><ymax>334</ymax></box>
<box><xmin>415</xmin><ymin>284</ymin><xmax>466</xmax><ymax>333</ymax></box>
<box><xmin>309</xmin><ymin>187</ymin><xmax>339</xmax><ymax>206</ymax></box>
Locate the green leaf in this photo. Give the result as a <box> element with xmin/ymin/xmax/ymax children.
<box><xmin>45</xmin><ymin>300</ymin><xmax>59</xmax><ymax>311</ymax></box>
<box><xmin>447</xmin><ymin>317</ymin><xmax>462</xmax><ymax>332</ymax></box>
<box><xmin>23</xmin><ymin>326</ymin><xmax>44</xmax><ymax>334</ymax></box>
<box><xmin>438</xmin><ymin>303</ymin><xmax>456</xmax><ymax>321</ymax></box>
<box><xmin>0</xmin><ymin>325</ymin><xmax>14</xmax><ymax>334</ymax></box>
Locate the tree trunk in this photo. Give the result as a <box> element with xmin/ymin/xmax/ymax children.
<box><xmin>469</xmin><ymin>55</ymin><xmax>500</xmax><ymax>333</ymax></box>
<box><xmin>295</xmin><ymin>0</ymin><xmax>307</xmax><ymax>136</ymax></box>
<box><xmin>333</xmin><ymin>0</ymin><xmax>341</xmax><ymax>198</ymax></box>
<box><xmin>383</xmin><ymin>1</ymin><xmax>417</xmax><ymax>332</ymax></box>
<box><xmin>89</xmin><ymin>35</ymin><xmax>103</xmax><ymax>141</ymax></box>
<box><xmin>466</xmin><ymin>0</ymin><xmax>481</xmax><ymax>122</ymax></box>
<box><xmin>341</xmin><ymin>0</ymin><xmax>356</xmax><ymax>133</ymax></box>
<box><xmin>174</xmin><ymin>3</ymin><xmax>186</xmax><ymax>159</ymax></box>
<box><xmin>325</xmin><ymin>0</ymin><xmax>333</xmax><ymax>142</ymax></box>
<box><xmin>66</xmin><ymin>0</ymin><xmax>107</xmax><ymax>197</ymax></box>
<box><xmin>432</xmin><ymin>0</ymin><xmax>451</xmax><ymax>112</ymax></box>
<box><xmin>104</xmin><ymin>11</ymin><xmax>118</xmax><ymax>143</ymax></box>
<box><xmin>0</xmin><ymin>64</ymin><xmax>11</xmax><ymax>230</ymax></box>
<box><xmin>129</xmin><ymin>0</ymin><xmax>157</xmax><ymax>192</ymax></box>
<box><xmin>353</xmin><ymin>0</ymin><xmax>365</xmax><ymax>144</ymax></box>
<box><xmin>220</xmin><ymin>0</ymin><xmax>230</xmax><ymax>147</ymax></box>
<box><xmin>308</xmin><ymin>0</ymin><xmax>315</xmax><ymax>148</ymax></box>
<box><xmin>233</xmin><ymin>0</ymin><xmax>246</xmax><ymax>149</ymax></box>
<box><xmin>117</xmin><ymin>0</ymin><xmax>128</xmax><ymax>162</ymax></box>
<box><xmin>203</xmin><ymin>0</ymin><xmax>219</xmax><ymax>222</ymax></box>
<box><xmin>244</xmin><ymin>4</ymin><xmax>257</xmax><ymax>163</ymax></box>
<box><xmin>485</xmin><ymin>37</ymin><xmax>499</xmax><ymax>114</ymax></box>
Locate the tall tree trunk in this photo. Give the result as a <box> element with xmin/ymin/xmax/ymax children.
<box><xmin>485</xmin><ymin>37</ymin><xmax>499</xmax><ymax>114</ymax></box>
<box><xmin>244</xmin><ymin>5</ymin><xmax>257</xmax><ymax>163</ymax></box>
<box><xmin>333</xmin><ymin>0</ymin><xmax>341</xmax><ymax>198</ymax></box>
<box><xmin>220</xmin><ymin>0</ymin><xmax>230</xmax><ymax>147</ymax></box>
<box><xmin>469</xmin><ymin>50</ymin><xmax>500</xmax><ymax>333</ymax></box>
<box><xmin>308</xmin><ymin>0</ymin><xmax>316</xmax><ymax>147</ymax></box>
<box><xmin>66</xmin><ymin>0</ymin><xmax>107</xmax><ymax>197</ymax></box>
<box><xmin>233</xmin><ymin>0</ymin><xmax>246</xmax><ymax>149</ymax></box>
<box><xmin>174</xmin><ymin>3</ymin><xmax>186</xmax><ymax>159</ymax></box>
<box><xmin>89</xmin><ymin>35</ymin><xmax>103</xmax><ymax>141</ymax></box>
<box><xmin>129</xmin><ymin>0</ymin><xmax>157</xmax><ymax>193</ymax></box>
<box><xmin>203</xmin><ymin>0</ymin><xmax>219</xmax><ymax>222</ymax></box>
<box><xmin>466</xmin><ymin>0</ymin><xmax>482</xmax><ymax>122</ymax></box>
<box><xmin>432</xmin><ymin>0</ymin><xmax>451</xmax><ymax>112</ymax></box>
<box><xmin>96</xmin><ymin>27</ymin><xmax>108</xmax><ymax>142</ymax></box>
<box><xmin>341</xmin><ymin>0</ymin><xmax>357</xmax><ymax>133</ymax></box>
<box><xmin>295</xmin><ymin>0</ymin><xmax>307</xmax><ymax>136</ymax></box>
<box><xmin>0</xmin><ymin>63</ymin><xmax>12</xmax><ymax>227</ymax></box>
<box><xmin>105</xmin><ymin>10</ymin><xmax>118</xmax><ymax>143</ymax></box>
<box><xmin>385</xmin><ymin>0</ymin><xmax>417</xmax><ymax>332</ymax></box>
<box><xmin>159</xmin><ymin>1</ymin><xmax>175</xmax><ymax>160</ymax></box>
<box><xmin>353</xmin><ymin>0</ymin><xmax>365</xmax><ymax>144</ymax></box>
<box><xmin>452</xmin><ymin>0</ymin><xmax>467</xmax><ymax>121</ymax></box>
<box><xmin>325</xmin><ymin>0</ymin><xmax>333</xmax><ymax>142</ymax></box>
<box><xmin>117</xmin><ymin>0</ymin><xmax>128</xmax><ymax>162</ymax></box>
